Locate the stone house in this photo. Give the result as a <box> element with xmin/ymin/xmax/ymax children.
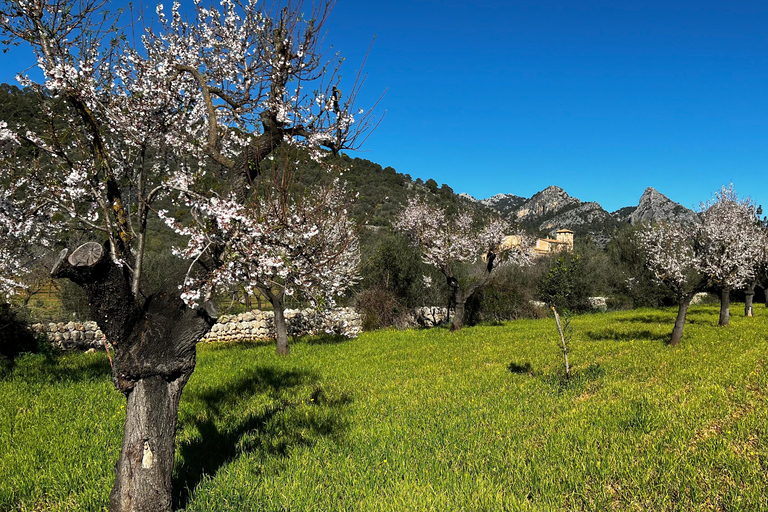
<box><xmin>499</xmin><ymin>228</ymin><xmax>574</xmax><ymax>258</ymax></box>
<box><xmin>533</xmin><ymin>229</ymin><xmax>574</xmax><ymax>256</ymax></box>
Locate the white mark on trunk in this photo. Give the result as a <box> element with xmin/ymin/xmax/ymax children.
<box><xmin>142</xmin><ymin>441</ymin><xmax>154</xmax><ymax>469</ymax></box>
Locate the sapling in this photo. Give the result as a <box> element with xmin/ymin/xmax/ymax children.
<box><xmin>550</xmin><ymin>306</ymin><xmax>571</xmax><ymax>380</ymax></box>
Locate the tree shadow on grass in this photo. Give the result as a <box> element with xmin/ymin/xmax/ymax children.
<box><xmin>297</xmin><ymin>333</ymin><xmax>352</xmax><ymax>346</ymax></box>
<box><xmin>0</xmin><ymin>350</ymin><xmax>111</xmax><ymax>383</ymax></box>
<box><xmin>613</xmin><ymin>313</ymin><xmax>671</xmax><ymax>324</ymax></box>
<box><xmin>202</xmin><ymin>338</ymin><xmax>273</xmax><ymax>352</ymax></box>
<box><xmin>173</xmin><ymin>365</ymin><xmax>352</xmax><ymax>509</ymax></box>
<box><xmin>584</xmin><ymin>328</ymin><xmax>667</xmax><ymax>343</ymax></box>
<box><xmin>507</xmin><ymin>360</ymin><xmax>605</xmax><ymax>394</ymax></box>
<box><xmin>507</xmin><ymin>361</ymin><xmax>535</xmax><ymax>375</ymax></box>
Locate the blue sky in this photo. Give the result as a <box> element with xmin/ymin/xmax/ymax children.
<box><xmin>3</xmin><ymin>0</ymin><xmax>767</xmax><ymax>212</ymax></box>
<box><xmin>325</xmin><ymin>0</ymin><xmax>768</xmax><ymax>212</ymax></box>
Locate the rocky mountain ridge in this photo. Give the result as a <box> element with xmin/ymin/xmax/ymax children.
<box><xmin>479</xmin><ymin>186</ymin><xmax>696</xmax><ymax>242</ymax></box>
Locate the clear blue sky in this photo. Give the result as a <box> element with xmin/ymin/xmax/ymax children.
<box><xmin>3</xmin><ymin>0</ymin><xmax>767</xmax><ymax>212</ymax></box>
<box><xmin>325</xmin><ymin>0</ymin><xmax>768</xmax><ymax>212</ymax></box>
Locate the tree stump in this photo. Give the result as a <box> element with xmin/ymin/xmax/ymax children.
<box><xmin>68</xmin><ymin>242</ymin><xmax>104</xmax><ymax>267</ymax></box>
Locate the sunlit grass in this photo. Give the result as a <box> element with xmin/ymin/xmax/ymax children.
<box><xmin>2</xmin><ymin>304</ymin><xmax>768</xmax><ymax>511</ymax></box>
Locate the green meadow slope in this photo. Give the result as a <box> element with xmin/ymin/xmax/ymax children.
<box><xmin>2</xmin><ymin>305</ymin><xmax>767</xmax><ymax>511</ymax></box>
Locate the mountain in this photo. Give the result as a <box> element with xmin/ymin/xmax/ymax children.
<box><xmin>479</xmin><ymin>185</ymin><xmax>696</xmax><ymax>243</ymax></box>
<box><xmin>479</xmin><ymin>193</ymin><xmax>527</xmax><ymax>217</ymax></box>
<box><xmin>611</xmin><ymin>187</ymin><xmax>698</xmax><ymax>225</ymax></box>
<box><xmin>513</xmin><ymin>186</ymin><xmax>581</xmax><ymax>222</ymax></box>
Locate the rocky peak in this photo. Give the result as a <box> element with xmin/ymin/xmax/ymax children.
<box><xmin>479</xmin><ymin>193</ymin><xmax>527</xmax><ymax>217</ymax></box>
<box><xmin>617</xmin><ymin>187</ymin><xmax>698</xmax><ymax>225</ymax></box>
<box><xmin>516</xmin><ymin>185</ymin><xmax>581</xmax><ymax>221</ymax></box>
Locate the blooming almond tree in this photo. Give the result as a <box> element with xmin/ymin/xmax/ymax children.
<box><xmin>0</xmin><ymin>172</ymin><xmax>53</xmax><ymax>299</ymax></box>
<box><xmin>699</xmin><ymin>185</ymin><xmax>763</xmax><ymax>326</ymax></box>
<box><xmin>0</xmin><ymin>1</ymin><xmax>375</xmax><ymax>509</ymax></box>
<box><xmin>742</xmin><ymin>223</ymin><xmax>768</xmax><ymax>317</ymax></box>
<box><xmin>637</xmin><ymin>221</ymin><xmax>707</xmax><ymax>345</ymax></box>
<box><xmin>161</xmin><ymin>168</ymin><xmax>361</xmax><ymax>356</ymax></box>
<box><xmin>394</xmin><ymin>197</ymin><xmax>531</xmax><ymax>331</ymax></box>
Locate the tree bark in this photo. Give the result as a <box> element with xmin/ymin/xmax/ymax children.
<box><xmin>450</xmin><ymin>296</ymin><xmax>466</xmax><ymax>332</ymax></box>
<box><xmin>745</xmin><ymin>281</ymin><xmax>756</xmax><ymax>317</ymax></box>
<box><xmin>52</xmin><ymin>243</ymin><xmax>217</xmax><ymax>512</ymax></box>
<box><xmin>109</xmin><ymin>374</ymin><xmax>190</xmax><ymax>512</ymax></box>
<box><xmin>270</xmin><ymin>293</ymin><xmax>290</xmax><ymax>356</ymax></box>
<box><xmin>670</xmin><ymin>298</ymin><xmax>691</xmax><ymax>346</ymax></box>
<box><xmin>719</xmin><ymin>287</ymin><xmax>731</xmax><ymax>327</ymax></box>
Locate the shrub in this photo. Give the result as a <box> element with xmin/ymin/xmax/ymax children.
<box><xmin>0</xmin><ymin>303</ymin><xmax>38</xmax><ymax>358</ymax></box>
<box><xmin>465</xmin><ymin>264</ymin><xmax>544</xmax><ymax>324</ymax></box>
<box><xmin>354</xmin><ymin>288</ymin><xmax>409</xmax><ymax>331</ymax></box>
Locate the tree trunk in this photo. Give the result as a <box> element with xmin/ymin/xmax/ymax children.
<box><xmin>265</xmin><ymin>290</ymin><xmax>289</xmax><ymax>355</ymax></box>
<box><xmin>719</xmin><ymin>287</ymin><xmax>731</xmax><ymax>326</ymax></box>
<box><xmin>450</xmin><ymin>297</ymin><xmax>466</xmax><ymax>331</ymax></box>
<box><xmin>52</xmin><ymin>243</ymin><xmax>217</xmax><ymax>512</ymax></box>
<box><xmin>242</xmin><ymin>286</ymin><xmax>252</xmax><ymax>311</ymax></box>
<box><xmin>273</xmin><ymin>299</ymin><xmax>289</xmax><ymax>356</ymax></box>
<box><xmin>745</xmin><ymin>281</ymin><xmax>756</xmax><ymax>317</ymax></box>
<box><xmin>109</xmin><ymin>373</ymin><xmax>190</xmax><ymax>511</ymax></box>
<box><xmin>670</xmin><ymin>298</ymin><xmax>691</xmax><ymax>346</ymax></box>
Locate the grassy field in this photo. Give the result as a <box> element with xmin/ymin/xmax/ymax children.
<box><xmin>1</xmin><ymin>304</ymin><xmax>767</xmax><ymax>511</ymax></box>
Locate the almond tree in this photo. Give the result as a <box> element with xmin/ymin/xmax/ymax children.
<box><xmin>394</xmin><ymin>197</ymin><xmax>531</xmax><ymax>331</ymax></box>
<box><xmin>161</xmin><ymin>171</ymin><xmax>360</xmax><ymax>356</ymax></box>
<box><xmin>743</xmin><ymin>226</ymin><xmax>768</xmax><ymax>317</ymax></box>
<box><xmin>699</xmin><ymin>185</ymin><xmax>763</xmax><ymax>326</ymax></box>
<box><xmin>637</xmin><ymin>221</ymin><xmax>707</xmax><ymax>345</ymax></box>
<box><xmin>0</xmin><ymin>1</ymin><xmax>375</xmax><ymax>509</ymax></box>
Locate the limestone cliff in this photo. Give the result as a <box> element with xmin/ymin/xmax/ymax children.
<box><xmin>480</xmin><ymin>185</ymin><xmax>696</xmax><ymax>242</ymax></box>
<box><xmin>613</xmin><ymin>187</ymin><xmax>698</xmax><ymax>225</ymax></box>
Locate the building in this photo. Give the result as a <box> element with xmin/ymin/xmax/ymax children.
<box><xmin>500</xmin><ymin>229</ymin><xmax>574</xmax><ymax>258</ymax></box>
<box><xmin>533</xmin><ymin>229</ymin><xmax>574</xmax><ymax>256</ymax></box>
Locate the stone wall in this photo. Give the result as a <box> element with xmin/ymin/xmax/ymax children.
<box><xmin>31</xmin><ymin>307</ymin><xmax>364</xmax><ymax>350</ymax></box>
<box><xmin>202</xmin><ymin>307</ymin><xmax>363</xmax><ymax>342</ymax></box>
<box><xmin>406</xmin><ymin>306</ymin><xmax>448</xmax><ymax>328</ymax></box>
<box><xmin>31</xmin><ymin>321</ymin><xmax>107</xmax><ymax>350</ymax></box>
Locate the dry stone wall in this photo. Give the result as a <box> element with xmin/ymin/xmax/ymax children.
<box><xmin>203</xmin><ymin>308</ymin><xmax>363</xmax><ymax>342</ymax></box>
<box><xmin>31</xmin><ymin>321</ymin><xmax>107</xmax><ymax>350</ymax></box>
<box><xmin>31</xmin><ymin>307</ymin><xmax>364</xmax><ymax>350</ymax></box>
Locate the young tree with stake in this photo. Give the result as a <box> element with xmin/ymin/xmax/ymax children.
<box><xmin>0</xmin><ymin>0</ymin><xmax>376</xmax><ymax>509</ymax></box>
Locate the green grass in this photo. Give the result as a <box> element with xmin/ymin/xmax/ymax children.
<box><xmin>2</xmin><ymin>304</ymin><xmax>768</xmax><ymax>511</ymax></box>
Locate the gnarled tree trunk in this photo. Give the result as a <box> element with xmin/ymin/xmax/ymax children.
<box><xmin>450</xmin><ymin>293</ymin><xmax>466</xmax><ymax>332</ymax></box>
<box><xmin>53</xmin><ymin>243</ymin><xmax>216</xmax><ymax>512</ymax></box>
<box><xmin>447</xmin><ymin>275</ymin><xmax>488</xmax><ymax>332</ymax></box>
